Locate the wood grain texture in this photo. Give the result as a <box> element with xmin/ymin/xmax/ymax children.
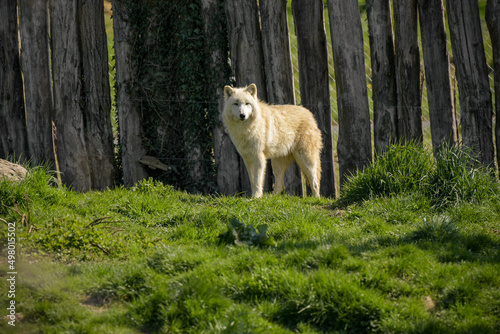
<box><xmin>328</xmin><ymin>0</ymin><xmax>372</xmax><ymax>186</ymax></box>
<box><xmin>447</xmin><ymin>0</ymin><xmax>494</xmax><ymax>167</ymax></box>
<box><xmin>393</xmin><ymin>0</ymin><xmax>423</xmax><ymax>143</ymax></box>
<box><xmin>260</xmin><ymin>0</ymin><xmax>302</xmax><ymax>196</ymax></box>
<box><xmin>0</xmin><ymin>0</ymin><xmax>28</xmax><ymax>161</ymax></box>
<box><xmin>292</xmin><ymin>0</ymin><xmax>336</xmax><ymax>197</ymax></box>
<box><xmin>418</xmin><ymin>0</ymin><xmax>457</xmax><ymax>155</ymax></box>
<box><xmin>366</xmin><ymin>0</ymin><xmax>398</xmax><ymax>154</ymax></box>
<box><xmin>19</xmin><ymin>0</ymin><xmax>54</xmax><ymax>166</ymax></box>
<box><xmin>113</xmin><ymin>0</ymin><xmax>149</xmax><ymax>187</ymax></box>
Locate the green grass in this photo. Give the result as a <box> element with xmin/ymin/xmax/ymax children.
<box><xmin>340</xmin><ymin>142</ymin><xmax>499</xmax><ymax>209</ymax></box>
<box><xmin>1</xmin><ymin>144</ymin><xmax>500</xmax><ymax>333</ymax></box>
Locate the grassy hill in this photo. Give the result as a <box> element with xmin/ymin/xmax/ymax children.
<box><xmin>1</xmin><ymin>143</ymin><xmax>499</xmax><ymax>333</ymax></box>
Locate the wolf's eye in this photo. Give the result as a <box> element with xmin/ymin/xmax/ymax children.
<box><xmin>245</xmin><ymin>103</ymin><xmax>251</xmax><ymax>106</ymax></box>
<box><xmin>233</xmin><ymin>102</ymin><xmax>238</xmax><ymax>106</ymax></box>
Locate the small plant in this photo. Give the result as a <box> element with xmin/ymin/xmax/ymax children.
<box><xmin>410</xmin><ymin>215</ymin><xmax>460</xmax><ymax>243</ymax></box>
<box><xmin>218</xmin><ymin>218</ymin><xmax>276</xmax><ymax>247</ymax></box>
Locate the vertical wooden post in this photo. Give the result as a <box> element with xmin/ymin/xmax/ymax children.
<box><xmin>393</xmin><ymin>0</ymin><xmax>423</xmax><ymax>143</ymax></box>
<box><xmin>19</xmin><ymin>0</ymin><xmax>54</xmax><ymax>166</ymax></box>
<box><xmin>447</xmin><ymin>0</ymin><xmax>494</xmax><ymax>167</ymax></box>
<box><xmin>50</xmin><ymin>0</ymin><xmax>91</xmax><ymax>191</ymax></box>
<box><xmin>366</xmin><ymin>0</ymin><xmax>398</xmax><ymax>154</ymax></box>
<box><xmin>113</xmin><ymin>0</ymin><xmax>149</xmax><ymax>187</ymax></box>
<box><xmin>327</xmin><ymin>0</ymin><xmax>372</xmax><ymax>186</ymax></box>
<box><xmin>0</xmin><ymin>0</ymin><xmax>28</xmax><ymax>161</ymax></box>
<box><xmin>201</xmin><ymin>0</ymin><xmax>238</xmax><ymax>196</ymax></box>
<box><xmin>78</xmin><ymin>0</ymin><xmax>115</xmax><ymax>189</ymax></box>
<box><xmin>224</xmin><ymin>0</ymin><xmax>267</xmax><ymax>98</ymax></box>
<box><xmin>225</xmin><ymin>0</ymin><xmax>269</xmax><ymax>195</ymax></box>
<box><xmin>418</xmin><ymin>0</ymin><xmax>457</xmax><ymax>155</ymax></box>
<box><xmin>260</xmin><ymin>0</ymin><xmax>302</xmax><ymax>196</ymax></box>
<box><xmin>486</xmin><ymin>0</ymin><xmax>500</xmax><ymax>173</ymax></box>
<box><xmin>292</xmin><ymin>0</ymin><xmax>336</xmax><ymax>197</ymax></box>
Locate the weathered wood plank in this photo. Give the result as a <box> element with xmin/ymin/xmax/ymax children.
<box><xmin>393</xmin><ymin>0</ymin><xmax>423</xmax><ymax>143</ymax></box>
<box><xmin>292</xmin><ymin>0</ymin><xmax>336</xmax><ymax>197</ymax></box>
<box><xmin>486</xmin><ymin>0</ymin><xmax>500</xmax><ymax>173</ymax></box>
<box><xmin>201</xmin><ymin>0</ymin><xmax>239</xmax><ymax>196</ymax></box>
<box><xmin>447</xmin><ymin>0</ymin><xmax>494</xmax><ymax>167</ymax></box>
<box><xmin>19</xmin><ymin>0</ymin><xmax>54</xmax><ymax>166</ymax></box>
<box><xmin>50</xmin><ymin>0</ymin><xmax>91</xmax><ymax>191</ymax></box>
<box><xmin>225</xmin><ymin>0</ymin><xmax>270</xmax><ymax>195</ymax></box>
<box><xmin>328</xmin><ymin>0</ymin><xmax>372</xmax><ymax>186</ymax></box>
<box><xmin>113</xmin><ymin>0</ymin><xmax>149</xmax><ymax>187</ymax></box>
<box><xmin>79</xmin><ymin>0</ymin><xmax>115</xmax><ymax>189</ymax></box>
<box><xmin>260</xmin><ymin>0</ymin><xmax>302</xmax><ymax>196</ymax></box>
<box><xmin>419</xmin><ymin>0</ymin><xmax>457</xmax><ymax>155</ymax></box>
<box><xmin>0</xmin><ymin>0</ymin><xmax>28</xmax><ymax>161</ymax></box>
<box><xmin>366</xmin><ymin>0</ymin><xmax>398</xmax><ymax>154</ymax></box>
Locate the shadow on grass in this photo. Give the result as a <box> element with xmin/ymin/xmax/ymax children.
<box><xmin>345</xmin><ymin>215</ymin><xmax>500</xmax><ymax>264</ymax></box>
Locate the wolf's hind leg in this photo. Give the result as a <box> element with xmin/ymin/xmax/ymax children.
<box><xmin>293</xmin><ymin>150</ymin><xmax>321</xmax><ymax>197</ymax></box>
<box><xmin>271</xmin><ymin>155</ymin><xmax>293</xmax><ymax>194</ymax></box>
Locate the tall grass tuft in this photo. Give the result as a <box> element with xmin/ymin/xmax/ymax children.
<box><xmin>0</xmin><ymin>165</ymin><xmax>62</xmax><ymax>215</ymax></box>
<box><xmin>425</xmin><ymin>144</ymin><xmax>498</xmax><ymax>209</ymax></box>
<box><xmin>340</xmin><ymin>142</ymin><xmax>499</xmax><ymax>209</ymax></box>
<box><xmin>410</xmin><ymin>215</ymin><xmax>460</xmax><ymax>243</ymax></box>
<box><xmin>340</xmin><ymin>142</ymin><xmax>433</xmax><ymax>204</ymax></box>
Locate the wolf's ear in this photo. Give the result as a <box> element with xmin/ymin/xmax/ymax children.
<box><xmin>224</xmin><ymin>86</ymin><xmax>234</xmax><ymax>100</ymax></box>
<box><xmin>245</xmin><ymin>83</ymin><xmax>258</xmax><ymax>99</ymax></box>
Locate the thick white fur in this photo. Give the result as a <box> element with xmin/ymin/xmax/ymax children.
<box><xmin>223</xmin><ymin>84</ymin><xmax>323</xmax><ymax>198</ymax></box>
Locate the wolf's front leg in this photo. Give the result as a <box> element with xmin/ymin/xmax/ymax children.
<box><xmin>253</xmin><ymin>154</ymin><xmax>267</xmax><ymax>198</ymax></box>
<box><xmin>241</xmin><ymin>156</ymin><xmax>256</xmax><ymax>195</ymax></box>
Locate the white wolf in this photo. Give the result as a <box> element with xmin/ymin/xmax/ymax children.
<box><xmin>223</xmin><ymin>84</ymin><xmax>323</xmax><ymax>198</ymax></box>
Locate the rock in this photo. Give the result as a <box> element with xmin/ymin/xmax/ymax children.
<box><xmin>0</xmin><ymin>159</ymin><xmax>27</xmax><ymax>182</ymax></box>
<box><xmin>139</xmin><ymin>155</ymin><xmax>172</xmax><ymax>171</ymax></box>
<box><xmin>424</xmin><ymin>296</ymin><xmax>436</xmax><ymax>311</ymax></box>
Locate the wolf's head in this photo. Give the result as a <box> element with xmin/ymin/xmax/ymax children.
<box><xmin>223</xmin><ymin>84</ymin><xmax>259</xmax><ymax>122</ymax></box>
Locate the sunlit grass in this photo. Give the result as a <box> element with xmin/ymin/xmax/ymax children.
<box><xmin>1</xmin><ymin>143</ymin><xmax>499</xmax><ymax>333</ymax></box>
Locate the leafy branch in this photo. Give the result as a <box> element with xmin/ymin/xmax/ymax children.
<box><xmin>218</xmin><ymin>218</ymin><xmax>276</xmax><ymax>247</ymax></box>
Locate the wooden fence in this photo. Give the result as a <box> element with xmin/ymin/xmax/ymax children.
<box><xmin>1</xmin><ymin>0</ymin><xmax>115</xmax><ymax>191</ymax></box>
<box><xmin>1</xmin><ymin>0</ymin><xmax>499</xmax><ymax>198</ymax></box>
